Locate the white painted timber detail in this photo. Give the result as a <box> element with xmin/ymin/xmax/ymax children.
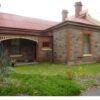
<box><xmin>0</xmin><ymin>35</ymin><xmax>38</xmax><ymax>42</ymax></box>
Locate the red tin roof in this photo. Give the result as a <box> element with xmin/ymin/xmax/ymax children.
<box><xmin>0</xmin><ymin>12</ymin><xmax>58</xmax><ymax>30</ymax></box>
<box><xmin>0</xmin><ymin>10</ymin><xmax>100</xmax><ymax>32</ymax></box>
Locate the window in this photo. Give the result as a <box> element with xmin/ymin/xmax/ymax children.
<box><xmin>42</xmin><ymin>42</ymin><xmax>50</xmax><ymax>48</ymax></box>
<box><xmin>11</xmin><ymin>39</ymin><xmax>20</xmax><ymax>54</ymax></box>
<box><xmin>83</xmin><ymin>34</ymin><xmax>91</xmax><ymax>54</ymax></box>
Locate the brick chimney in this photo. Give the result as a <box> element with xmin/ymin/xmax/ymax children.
<box><xmin>62</xmin><ymin>10</ymin><xmax>68</xmax><ymax>22</ymax></box>
<box><xmin>75</xmin><ymin>1</ymin><xmax>82</xmax><ymax>17</ymax></box>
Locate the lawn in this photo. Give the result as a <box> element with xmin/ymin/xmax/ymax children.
<box><xmin>15</xmin><ymin>63</ymin><xmax>100</xmax><ymax>76</ymax></box>
<box><xmin>0</xmin><ymin>63</ymin><xmax>100</xmax><ymax>96</ymax></box>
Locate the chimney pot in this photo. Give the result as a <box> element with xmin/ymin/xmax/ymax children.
<box><xmin>75</xmin><ymin>1</ymin><xmax>83</xmax><ymax>17</ymax></box>
<box><xmin>75</xmin><ymin>2</ymin><xmax>82</xmax><ymax>6</ymax></box>
<box><xmin>62</xmin><ymin>10</ymin><xmax>68</xmax><ymax>22</ymax></box>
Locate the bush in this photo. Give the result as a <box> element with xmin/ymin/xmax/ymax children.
<box><xmin>0</xmin><ymin>73</ymin><xmax>81</xmax><ymax>96</ymax></box>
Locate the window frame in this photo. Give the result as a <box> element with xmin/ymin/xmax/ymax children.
<box><xmin>82</xmin><ymin>32</ymin><xmax>92</xmax><ymax>56</ymax></box>
<box><xmin>11</xmin><ymin>39</ymin><xmax>20</xmax><ymax>55</ymax></box>
<box><xmin>42</xmin><ymin>42</ymin><xmax>50</xmax><ymax>48</ymax></box>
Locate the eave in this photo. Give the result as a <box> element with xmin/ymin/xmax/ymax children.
<box><xmin>0</xmin><ymin>27</ymin><xmax>42</xmax><ymax>36</ymax></box>
<box><xmin>44</xmin><ymin>20</ymin><xmax>100</xmax><ymax>32</ymax></box>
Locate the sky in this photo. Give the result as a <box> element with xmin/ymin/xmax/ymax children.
<box><xmin>0</xmin><ymin>0</ymin><xmax>100</xmax><ymax>22</ymax></box>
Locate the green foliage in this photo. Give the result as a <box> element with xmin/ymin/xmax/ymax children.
<box><xmin>0</xmin><ymin>42</ymin><xmax>11</xmax><ymax>81</ymax></box>
<box><xmin>0</xmin><ymin>73</ymin><xmax>81</xmax><ymax>96</ymax></box>
<box><xmin>0</xmin><ymin>63</ymin><xmax>100</xmax><ymax>96</ymax></box>
<box><xmin>74</xmin><ymin>66</ymin><xmax>87</xmax><ymax>77</ymax></box>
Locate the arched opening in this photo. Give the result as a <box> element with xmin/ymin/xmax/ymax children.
<box><xmin>1</xmin><ymin>38</ymin><xmax>37</xmax><ymax>62</ymax></box>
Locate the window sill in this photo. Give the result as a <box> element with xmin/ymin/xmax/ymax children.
<box><xmin>42</xmin><ymin>48</ymin><xmax>52</xmax><ymax>51</ymax></box>
<box><xmin>83</xmin><ymin>54</ymin><xmax>92</xmax><ymax>57</ymax></box>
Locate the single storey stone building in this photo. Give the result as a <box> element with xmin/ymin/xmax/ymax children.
<box><xmin>0</xmin><ymin>2</ymin><xmax>100</xmax><ymax>65</ymax></box>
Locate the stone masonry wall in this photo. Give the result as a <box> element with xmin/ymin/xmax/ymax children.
<box><xmin>92</xmin><ymin>32</ymin><xmax>100</xmax><ymax>59</ymax></box>
<box><xmin>53</xmin><ymin>28</ymin><xmax>67</xmax><ymax>63</ymax></box>
<box><xmin>68</xmin><ymin>29</ymin><xmax>82</xmax><ymax>61</ymax></box>
<box><xmin>68</xmin><ymin>28</ymin><xmax>100</xmax><ymax>64</ymax></box>
<box><xmin>53</xmin><ymin>27</ymin><xmax>100</xmax><ymax>65</ymax></box>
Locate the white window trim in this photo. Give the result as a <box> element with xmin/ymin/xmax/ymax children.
<box><xmin>42</xmin><ymin>47</ymin><xmax>52</xmax><ymax>51</ymax></box>
<box><xmin>83</xmin><ymin>54</ymin><xmax>92</xmax><ymax>57</ymax></box>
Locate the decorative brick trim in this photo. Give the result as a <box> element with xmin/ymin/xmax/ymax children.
<box><xmin>65</xmin><ymin>29</ymin><xmax>71</xmax><ymax>61</ymax></box>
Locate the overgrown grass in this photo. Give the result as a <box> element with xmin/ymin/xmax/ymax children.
<box><xmin>0</xmin><ymin>73</ymin><xmax>81</xmax><ymax>96</ymax></box>
<box><xmin>0</xmin><ymin>63</ymin><xmax>100</xmax><ymax>96</ymax></box>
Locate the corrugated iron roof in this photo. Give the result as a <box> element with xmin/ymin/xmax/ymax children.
<box><xmin>0</xmin><ymin>12</ymin><xmax>58</xmax><ymax>30</ymax></box>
